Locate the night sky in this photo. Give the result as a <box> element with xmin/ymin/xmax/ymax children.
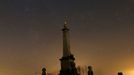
<box><xmin>0</xmin><ymin>0</ymin><xmax>134</xmax><ymax>75</ymax></box>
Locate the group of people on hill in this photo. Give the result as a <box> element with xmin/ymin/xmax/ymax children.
<box><xmin>41</xmin><ymin>66</ymin><xmax>94</xmax><ymax>75</ymax></box>
<box><xmin>41</xmin><ymin>66</ymin><xmax>123</xmax><ymax>75</ymax></box>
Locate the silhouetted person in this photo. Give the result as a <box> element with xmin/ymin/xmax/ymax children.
<box><xmin>42</xmin><ymin>67</ymin><xmax>46</xmax><ymax>75</ymax></box>
<box><xmin>88</xmin><ymin>66</ymin><xmax>93</xmax><ymax>75</ymax></box>
<box><xmin>118</xmin><ymin>72</ymin><xmax>123</xmax><ymax>75</ymax></box>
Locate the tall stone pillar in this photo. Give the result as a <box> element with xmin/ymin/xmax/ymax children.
<box><xmin>59</xmin><ymin>17</ymin><xmax>79</xmax><ymax>75</ymax></box>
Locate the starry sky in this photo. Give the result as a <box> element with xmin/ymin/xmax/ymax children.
<box><xmin>0</xmin><ymin>0</ymin><xmax>134</xmax><ymax>75</ymax></box>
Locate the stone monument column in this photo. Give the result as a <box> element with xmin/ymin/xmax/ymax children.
<box><xmin>59</xmin><ymin>17</ymin><xmax>79</xmax><ymax>75</ymax></box>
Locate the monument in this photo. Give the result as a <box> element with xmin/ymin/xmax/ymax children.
<box><xmin>59</xmin><ymin>17</ymin><xmax>79</xmax><ymax>75</ymax></box>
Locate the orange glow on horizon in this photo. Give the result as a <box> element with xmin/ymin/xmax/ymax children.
<box><xmin>124</xmin><ymin>69</ymin><xmax>134</xmax><ymax>75</ymax></box>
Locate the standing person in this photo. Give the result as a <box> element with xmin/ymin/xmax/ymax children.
<box><xmin>42</xmin><ymin>67</ymin><xmax>46</xmax><ymax>75</ymax></box>
<box><xmin>88</xmin><ymin>66</ymin><xmax>93</xmax><ymax>75</ymax></box>
<box><xmin>118</xmin><ymin>72</ymin><xmax>123</xmax><ymax>75</ymax></box>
